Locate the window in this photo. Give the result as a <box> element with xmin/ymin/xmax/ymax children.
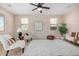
<box><xmin>21</xmin><ymin>17</ymin><xmax>28</xmax><ymax>30</ymax></box>
<box><xmin>34</xmin><ymin>22</ymin><xmax>43</xmax><ymax>31</ymax></box>
<box><xmin>50</xmin><ymin>18</ymin><xmax>58</xmax><ymax>30</ymax></box>
<box><xmin>0</xmin><ymin>16</ymin><xmax>4</xmax><ymax>31</ymax></box>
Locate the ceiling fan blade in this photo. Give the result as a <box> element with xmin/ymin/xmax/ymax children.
<box><xmin>40</xmin><ymin>3</ymin><xmax>44</xmax><ymax>5</ymax></box>
<box><xmin>41</xmin><ymin>6</ymin><xmax>50</xmax><ymax>9</ymax></box>
<box><xmin>30</xmin><ymin>3</ymin><xmax>38</xmax><ymax>6</ymax></box>
<box><xmin>32</xmin><ymin>7</ymin><xmax>38</xmax><ymax>11</ymax></box>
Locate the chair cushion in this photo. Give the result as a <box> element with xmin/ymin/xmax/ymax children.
<box><xmin>7</xmin><ymin>40</ymin><xmax>25</xmax><ymax>50</ymax></box>
<box><xmin>66</xmin><ymin>35</ymin><xmax>74</xmax><ymax>42</ymax></box>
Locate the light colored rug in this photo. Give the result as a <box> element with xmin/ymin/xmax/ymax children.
<box><xmin>1</xmin><ymin>39</ymin><xmax>79</xmax><ymax>56</ymax></box>
<box><xmin>23</xmin><ymin>39</ymin><xmax>79</xmax><ymax>56</ymax></box>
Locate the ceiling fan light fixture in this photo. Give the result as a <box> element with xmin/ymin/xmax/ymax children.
<box><xmin>37</xmin><ymin>8</ymin><xmax>42</xmax><ymax>11</ymax></box>
<box><xmin>30</xmin><ymin>3</ymin><xmax>50</xmax><ymax>13</ymax></box>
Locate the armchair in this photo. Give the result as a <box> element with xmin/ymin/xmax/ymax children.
<box><xmin>0</xmin><ymin>34</ymin><xmax>25</xmax><ymax>56</ymax></box>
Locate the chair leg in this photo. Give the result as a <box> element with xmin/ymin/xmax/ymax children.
<box><xmin>6</xmin><ymin>50</ymin><xmax>9</xmax><ymax>56</ymax></box>
<box><xmin>31</xmin><ymin>38</ymin><xmax>32</xmax><ymax>41</ymax></box>
<box><xmin>22</xmin><ymin>48</ymin><xmax>24</xmax><ymax>53</ymax></box>
<box><xmin>27</xmin><ymin>40</ymin><xmax>29</xmax><ymax>42</ymax></box>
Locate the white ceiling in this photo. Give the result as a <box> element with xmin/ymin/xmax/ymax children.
<box><xmin>0</xmin><ymin>3</ymin><xmax>78</xmax><ymax>15</ymax></box>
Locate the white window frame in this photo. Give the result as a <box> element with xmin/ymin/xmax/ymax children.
<box><xmin>50</xmin><ymin>18</ymin><xmax>58</xmax><ymax>30</ymax></box>
<box><xmin>0</xmin><ymin>15</ymin><xmax>5</xmax><ymax>32</ymax></box>
<box><xmin>21</xmin><ymin>17</ymin><xmax>29</xmax><ymax>31</ymax></box>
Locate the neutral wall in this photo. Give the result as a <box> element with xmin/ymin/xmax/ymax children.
<box><xmin>14</xmin><ymin>15</ymin><xmax>64</xmax><ymax>39</ymax></box>
<box><xmin>65</xmin><ymin>6</ymin><xmax>79</xmax><ymax>35</ymax></box>
<box><xmin>0</xmin><ymin>7</ymin><xmax>14</xmax><ymax>35</ymax></box>
<box><xmin>0</xmin><ymin>7</ymin><xmax>65</xmax><ymax>39</ymax></box>
<box><xmin>1</xmin><ymin>5</ymin><xmax>79</xmax><ymax>39</ymax></box>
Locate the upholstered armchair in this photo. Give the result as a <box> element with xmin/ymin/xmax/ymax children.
<box><xmin>66</xmin><ymin>32</ymin><xmax>79</xmax><ymax>44</ymax></box>
<box><xmin>0</xmin><ymin>34</ymin><xmax>25</xmax><ymax>56</ymax></box>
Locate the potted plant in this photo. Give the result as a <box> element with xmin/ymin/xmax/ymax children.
<box><xmin>58</xmin><ymin>23</ymin><xmax>68</xmax><ymax>39</ymax></box>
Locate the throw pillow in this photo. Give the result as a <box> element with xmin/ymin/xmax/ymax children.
<box><xmin>8</xmin><ymin>38</ymin><xmax>16</xmax><ymax>46</ymax></box>
<box><xmin>71</xmin><ymin>32</ymin><xmax>76</xmax><ymax>37</ymax></box>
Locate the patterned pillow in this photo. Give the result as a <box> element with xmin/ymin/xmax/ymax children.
<box><xmin>8</xmin><ymin>38</ymin><xmax>16</xmax><ymax>46</ymax></box>
<box><xmin>71</xmin><ymin>32</ymin><xmax>76</xmax><ymax>37</ymax></box>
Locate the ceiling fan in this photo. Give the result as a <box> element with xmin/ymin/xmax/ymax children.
<box><xmin>30</xmin><ymin>3</ymin><xmax>50</xmax><ymax>13</ymax></box>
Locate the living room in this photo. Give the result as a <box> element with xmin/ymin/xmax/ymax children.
<box><xmin>0</xmin><ymin>3</ymin><xmax>79</xmax><ymax>56</ymax></box>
